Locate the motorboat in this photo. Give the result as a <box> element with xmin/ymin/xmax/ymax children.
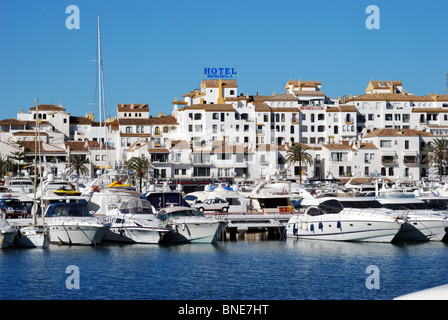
<box><xmin>44</xmin><ymin>200</ymin><xmax>111</xmax><ymax>245</ymax></box>
<box><xmin>285</xmin><ymin>199</ymin><xmax>406</xmax><ymax>242</ymax></box>
<box><xmin>376</xmin><ymin>197</ymin><xmax>448</xmax><ymax>241</ymax></box>
<box><xmin>243</xmin><ymin>182</ymin><xmax>295</xmax><ymax>214</ymax></box>
<box><xmin>0</xmin><ymin>218</ymin><xmax>17</xmax><ymax>248</ymax></box>
<box><xmin>102</xmin><ymin>198</ymin><xmax>171</xmax><ymax>244</ymax></box>
<box><xmin>3</xmin><ymin>176</ymin><xmax>35</xmax><ymax>195</ymax></box>
<box><xmin>157</xmin><ymin>206</ymin><xmax>228</xmax><ymax>243</ymax></box>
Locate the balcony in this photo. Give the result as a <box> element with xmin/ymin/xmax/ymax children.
<box><xmin>381</xmin><ymin>156</ymin><xmax>397</xmax><ymax>165</ymax></box>
<box><xmin>403</xmin><ymin>156</ymin><xmax>419</xmax><ymax>166</ymax></box>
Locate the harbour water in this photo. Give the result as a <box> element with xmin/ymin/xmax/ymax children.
<box><xmin>0</xmin><ymin>239</ymin><xmax>447</xmax><ymax>300</ymax></box>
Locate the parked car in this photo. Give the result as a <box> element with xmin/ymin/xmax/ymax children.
<box><xmin>193</xmin><ymin>197</ymin><xmax>230</xmax><ymax>212</ymax></box>
<box><xmin>0</xmin><ymin>197</ymin><xmax>27</xmax><ymax>219</ymax></box>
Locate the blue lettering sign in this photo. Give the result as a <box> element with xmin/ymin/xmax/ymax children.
<box><xmin>204</xmin><ymin>67</ymin><xmax>237</xmax><ymax>79</ymax></box>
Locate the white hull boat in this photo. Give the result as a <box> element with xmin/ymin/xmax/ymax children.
<box><xmin>376</xmin><ymin>197</ymin><xmax>448</xmax><ymax>241</ymax></box>
<box><xmin>286</xmin><ymin>200</ymin><xmax>405</xmax><ymax>243</ymax></box>
<box><xmin>15</xmin><ymin>226</ymin><xmax>49</xmax><ymax>248</ymax></box>
<box><xmin>0</xmin><ymin>219</ymin><xmax>17</xmax><ymax>249</ymax></box>
<box><xmin>45</xmin><ymin>201</ymin><xmax>111</xmax><ymax>245</ymax></box>
<box><xmin>102</xmin><ymin>199</ymin><xmax>171</xmax><ymax>244</ymax></box>
<box><xmin>157</xmin><ymin>206</ymin><xmax>228</xmax><ymax>243</ymax></box>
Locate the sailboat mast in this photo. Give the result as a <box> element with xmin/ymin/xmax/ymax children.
<box><xmin>32</xmin><ymin>99</ymin><xmax>38</xmax><ymax>228</ymax></box>
<box><xmin>97</xmin><ymin>13</ymin><xmax>103</xmax><ymax>173</ymax></box>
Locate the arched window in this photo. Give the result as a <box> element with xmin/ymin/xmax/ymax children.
<box><xmin>420</xmin><ymin>114</ymin><xmax>425</xmax><ymax>123</ymax></box>
<box><xmin>230</xmin><ymin>90</ymin><xmax>235</xmax><ymax>95</ymax></box>
<box><xmin>275</xmin><ymin>114</ymin><xmax>280</xmax><ymax>122</ymax></box>
<box><xmin>290</xmin><ymin>126</ymin><xmax>295</xmax><ymax>134</ymax></box>
<box><xmin>125</xmin><ymin>126</ymin><xmax>132</xmax><ymax>133</ymax></box>
<box><xmin>281</xmin><ymin>114</ymin><xmax>285</xmax><ymax>122</ymax></box>
<box><xmin>154</xmin><ymin>126</ymin><xmax>160</xmax><ymax>135</ymax></box>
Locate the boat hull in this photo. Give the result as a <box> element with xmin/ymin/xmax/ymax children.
<box><xmin>286</xmin><ymin>215</ymin><xmax>403</xmax><ymax>243</ymax></box>
<box><xmin>46</xmin><ymin>219</ymin><xmax>111</xmax><ymax>245</ymax></box>
<box><xmin>0</xmin><ymin>230</ymin><xmax>17</xmax><ymax>248</ymax></box>
<box><xmin>394</xmin><ymin>216</ymin><xmax>448</xmax><ymax>241</ymax></box>
<box><xmin>161</xmin><ymin>220</ymin><xmax>227</xmax><ymax>244</ymax></box>
<box><xmin>103</xmin><ymin>226</ymin><xmax>168</xmax><ymax>244</ymax></box>
<box><xmin>14</xmin><ymin>226</ymin><xmax>49</xmax><ymax>248</ymax></box>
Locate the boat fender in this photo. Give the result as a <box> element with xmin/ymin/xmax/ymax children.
<box><xmin>119</xmin><ymin>229</ymin><xmax>125</xmax><ymax>237</ymax></box>
<box><xmin>293</xmin><ymin>223</ymin><xmax>297</xmax><ymax>236</ymax></box>
<box><xmin>318</xmin><ymin>222</ymin><xmax>323</xmax><ymax>230</ymax></box>
<box><xmin>337</xmin><ymin>221</ymin><xmax>341</xmax><ymax>229</ymax></box>
<box><xmin>310</xmin><ymin>224</ymin><xmax>314</xmax><ymax>232</ymax></box>
<box><xmin>182</xmin><ymin>223</ymin><xmax>185</xmax><ymax>231</ymax></box>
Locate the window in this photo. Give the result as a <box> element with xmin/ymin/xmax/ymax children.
<box><xmin>385</xmin><ymin>114</ymin><xmax>392</xmax><ymax>121</ymax></box>
<box><xmin>380</xmin><ymin>140</ymin><xmax>392</xmax><ymax>148</ymax></box>
<box><xmin>331</xmin><ymin>152</ymin><xmax>348</xmax><ymax>162</ymax></box>
<box><xmin>368</xmin><ymin>114</ymin><xmax>374</xmax><ymax>121</ymax></box>
<box><xmin>188</xmin><ymin>125</ymin><xmax>193</xmax><ymax>132</ymax></box>
<box><xmin>290</xmin><ymin>126</ymin><xmax>295</xmax><ymax>134</ymax></box>
<box><xmin>212</xmin><ymin>113</ymin><xmax>219</xmax><ymax>120</ymax></box>
<box><xmin>318</xmin><ymin>114</ymin><xmax>325</xmax><ymax>121</ymax></box>
<box><xmin>155</xmin><ymin>126</ymin><xmax>161</xmax><ymax>135</ymax></box>
<box><xmin>126</xmin><ymin>126</ymin><xmax>132</xmax><ymax>133</ymax></box>
<box><xmin>212</xmin><ymin>125</ymin><xmax>218</xmax><ymax>134</ymax></box>
<box><xmin>405</xmin><ymin>140</ymin><xmax>409</xmax><ymax>149</ymax></box>
<box><xmin>194</xmin><ymin>113</ymin><xmax>202</xmax><ymax>120</ymax></box>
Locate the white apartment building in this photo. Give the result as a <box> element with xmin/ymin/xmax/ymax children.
<box><xmin>1</xmin><ymin>77</ymin><xmax>447</xmax><ymax>183</ymax></box>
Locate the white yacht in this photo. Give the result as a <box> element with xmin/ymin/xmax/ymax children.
<box><xmin>102</xmin><ymin>198</ymin><xmax>171</xmax><ymax>244</ymax></box>
<box><xmin>44</xmin><ymin>200</ymin><xmax>111</xmax><ymax>245</ymax></box>
<box><xmin>3</xmin><ymin>176</ymin><xmax>35</xmax><ymax>195</ymax></box>
<box><xmin>286</xmin><ymin>199</ymin><xmax>405</xmax><ymax>242</ymax></box>
<box><xmin>377</xmin><ymin>197</ymin><xmax>448</xmax><ymax>241</ymax></box>
<box><xmin>243</xmin><ymin>182</ymin><xmax>296</xmax><ymax>214</ymax></box>
<box><xmin>0</xmin><ymin>218</ymin><xmax>17</xmax><ymax>248</ymax></box>
<box><xmin>157</xmin><ymin>206</ymin><xmax>228</xmax><ymax>243</ymax></box>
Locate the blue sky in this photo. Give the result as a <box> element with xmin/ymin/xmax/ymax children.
<box><xmin>1</xmin><ymin>0</ymin><xmax>448</xmax><ymax>121</ymax></box>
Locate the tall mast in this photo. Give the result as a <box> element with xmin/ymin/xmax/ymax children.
<box><xmin>32</xmin><ymin>99</ymin><xmax>38</xmax><ymax>228</ymax></box>
<box><xmin>97</xmin><ymin>13</ymin><xmax>103</xmax><ymax>173</ymax></box>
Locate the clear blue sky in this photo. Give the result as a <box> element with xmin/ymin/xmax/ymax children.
<box><xmin>1</xmin><ymin>0</ymin><xmax>448</xmax><ymax>121</ymax></box>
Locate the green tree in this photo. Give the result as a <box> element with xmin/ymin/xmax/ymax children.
<box><xmin>127</xmin><ymin>155</ymin><xmax>151</xmax><ymax>191</ymax></box>
<box><xmin>286</xmin><ymin>143</ymin><xmax>313</xmax><ymax>183</ymax></box>
<box><xmin>67</xmin><ymin>154</ymin><xmax>90</xmax><ymax>177</ymax></box>
<box><xmin>422</xmin><ymin>138</ymin><xmax>448</xmax><ymax>180</ymax></box>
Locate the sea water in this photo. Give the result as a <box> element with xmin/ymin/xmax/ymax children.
<box><xmin>0</xmin><ymin>239</ymin><xmax>446</xmax><ymax>300</ymax></box>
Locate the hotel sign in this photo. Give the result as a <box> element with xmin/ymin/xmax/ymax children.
<box><xmin>203</xmin><ymin>67</ymin><xmax>237</xmax><ymax>79</ymax></box>
<box><xmin>300</xmin><ymin>106</ymin><xmax>324</xmax><ymax>110</ymax></box>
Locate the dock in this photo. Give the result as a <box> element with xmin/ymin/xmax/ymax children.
<box><xmin>205</xmin><ymin>211</ymin><xmax>300</xmax><ymax>241</ymax></box>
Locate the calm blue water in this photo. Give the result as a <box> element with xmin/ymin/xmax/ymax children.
<box><xmin>0</xmin><ymin>239</ymin><xmax>447</xmax><ymax>300</ymax></box>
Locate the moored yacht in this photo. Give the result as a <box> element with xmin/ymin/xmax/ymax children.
<box><xmin>157</xmin><ymin>206</ymin><xmax>228</xmax><ymax>243</ymax></box>
<box><xmin>102</xmin><ymin>198</ymin><xmax>171</xmax><ymax>244</ymax></box>
<box><xmin>286</xmin><ymin>199</ymin><xmax>405</xmax><ymax>242</ymax></box>
<box><xmin>44</xmin><ymin>200</ymin><xmax>111</xmax><ymax>245</ymax></box>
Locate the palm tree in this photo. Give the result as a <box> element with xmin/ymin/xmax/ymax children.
<box><xmin>127</xmin><ymin>155</ymin><xmax>151</xmax><ymax>191</ymax></box>
<box><xmin>67</xmin><ymin>154</ymin><xmax>90</xmax><ymax>177</ymax></box>
<box><xmin>422</xmin><ymin>138</ymin><xmax>448</xmax><ymax>180</ymax></box>
<box><xmin>286</xmin><ymin>143</ymin><xmax>313</xmax><ymax>183</ymax></box>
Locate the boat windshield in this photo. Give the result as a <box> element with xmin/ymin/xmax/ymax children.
<box><xmin>46</xmin><ymin>202</ymin><xmax>92</xmax><ymax>217</ymax></box>
<box><xmin>382</xmin><ymin>202</ymin><xmax>427</xmax><ymax>210</ymax></box>
<box><xmin>318</xmin><ymin>200</ymin><xmax>344</xmax><ymax>213</ymax></box>
<box><xmin>157</xmin><ymin>208</ymin><xmax>205</xmax><ymax>221</ymax></box>
<box><xmin>423</xmin><ymin>199</ymin><xmax>448</xmax><ymax>210</ymax></box>
<box><xmin>119</xmin><ymin>199</ymin><xmax>153</xmax><ymax>214</ymax></box>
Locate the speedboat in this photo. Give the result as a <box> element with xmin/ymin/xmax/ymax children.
<box><xmin>157</xmin><ymin>206</ymin><xmax>228</xmax><ymax>243</ymax></box>
<box><xmin>0</xmin><ymin>218</ymin><xmax>17</xmax><ymax>248</ymax></box>
<box><xmin>44</xmin><ymin>200</ymin><xmax>111</xmax><ymax>245</ymax></box>
<box><xmin>286</xmin><ymin>199</ymin><xmax>405</xmax><ymax>242</ymax></box>
<box><xmin>377</xmin><ymin>197</ymin><xmax>448</xmax><ymax>241</ymax></box>
<box><xmin>102</xmin><ymin>198</ymin><xmax>171</xmax><ymax>244</ymax></box>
